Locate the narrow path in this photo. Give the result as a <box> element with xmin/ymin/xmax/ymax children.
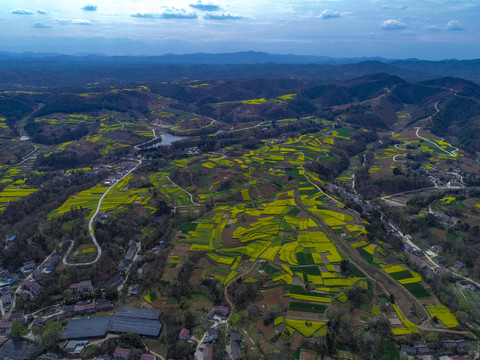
<box><xmin>299</xmin><ymin>156</ymin><xmax>344</xmax><ymax>208</ymax></box>
<box><xmin>17</xmin><ymin>146</ymin><xmax>38</xmax><ymax>165</ymax></box>
<box><xmin>165</xmin><ymin>175</ymin><xmax>200</xmax><ymax>206</ymax></box>
<box><xmin>228</xmin><ymin>121</ymin><xmax>271</xmax><ymax>133</ymax></box>
<box><xmin>115</xmin><ymin>119</ymin><xmax>125</xmax><ymax>130</ymax></box>
<box><xmin>134</xmin><ymin>128</ymin><xmax>158</xmax><ymax>150</ymax></box>
<box><xmin>415</xmin><ymin>127</ymin><xmax>458</xmax><ymax>157</ymax></box>
<box><xmin>63</xmin><ymin>159</ymin><xmax>142</xmax><ymax>266</ymax></box>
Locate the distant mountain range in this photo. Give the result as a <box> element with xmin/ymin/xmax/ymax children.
<box><xmin>0</xmin><ymin>51</ymin><xmax>479</xmax><ymax>85</ymax></box>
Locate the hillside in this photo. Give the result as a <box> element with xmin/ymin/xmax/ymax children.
<box><xmin>0</xmin><ymin>69</ymin><xmax>480</xmax><ymax>359</ymax></box>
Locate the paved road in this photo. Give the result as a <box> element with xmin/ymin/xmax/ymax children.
<box><xmin>63</xmin><ymin>159</ymin><xmax>142</xmax><ymax>266</ymax></box>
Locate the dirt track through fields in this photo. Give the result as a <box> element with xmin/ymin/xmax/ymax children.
<box><xmin>293</xmin><ymin>189</ymin><xmax>429</xmax><ymax>325</ymax></box>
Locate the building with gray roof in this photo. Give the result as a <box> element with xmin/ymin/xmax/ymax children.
<box><xmin>61</xmin><ymin>306</ymin><xmax>162</xmax><ymax>340</ymax></box>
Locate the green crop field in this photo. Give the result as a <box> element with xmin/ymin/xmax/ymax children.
<box><xmin>288</xmin><ymin>301</ymin><xmax>327</xmax><ymax>314</ymax></box>
<box><xmin>403</xmin><ymin>282</ymin><xmax>431</xmax><ymax>299</ymax></box>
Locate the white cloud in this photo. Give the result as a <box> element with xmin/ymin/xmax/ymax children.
<box><xmin>56</xmin><ymin>18</ymin><xmax>92</xmax><ymax>25</ymax></box>
<box><xmin>189</xmin><ymin>2</ymin><xmax>221</xmax><ymax>12</ymax></box>
<box><xmin>161</xmin><ymin>8</ymin><xmax>197</xmax><ymax>19</ymax></box>
<box><xmin>380</xmin><ymin>19</ymin><xmax>406</xmax><ymax>30</ymax></box>
<box><xmin>319</xmin><ymin>9</ymin><xmax>340</xmax><ymax>19</ymax></box>
<box><xmin>132</xmin><ymin>9</ymin><xmax>198</xmax><ymax>19</ymax></box>
<box><xmin>11</xmin><ymin>9</ymin><xmax>34</xmax><ymax>15</ymax></box>
<box><xmin>130</xmin><ymin>13</ymin><xmax>161</xmax><ymax>19</ymax></box>
<box><xmin>204</xmin><ymin>13</ymin><xmax>243</xmax><ymax>20</ymax></box>
<box><xmin>446</xmin><ymin>20</ymin><xmax>463</xmax><ymax>31</ymax></box>
<box><xmin>82</xmin><ymin>4</ymin><xmax>98</xmax><ymax>12</ymax></box>
<box><xmin>37</xmin><ymin>9</ymin><xmax>48</xmax><ymax>15</ymax></box>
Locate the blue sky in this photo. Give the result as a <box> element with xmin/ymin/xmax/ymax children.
<box><xmin>1</xmin><ymin>0</ymin><xmax>479</xmax><ymax>59</ymax></box>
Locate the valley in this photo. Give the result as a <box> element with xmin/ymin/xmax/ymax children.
<box><xmin>0</xmin><ymin>71</ymin><xmax>480</xmax><ymax>359</ymax></box>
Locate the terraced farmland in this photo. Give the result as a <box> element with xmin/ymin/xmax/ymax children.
<box><xmin>0</xmin><ymin>185</ymin><xmax>39</xmax><ymax>211</ymax></box>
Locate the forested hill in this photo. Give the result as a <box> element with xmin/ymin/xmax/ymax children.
<box><xmin>1</xmin><ymin>52</ymin><xmax>480</xmax><ymax>86</ymax></box>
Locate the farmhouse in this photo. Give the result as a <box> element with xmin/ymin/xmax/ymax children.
<box><xmin>214</xmin><ymin>305</ymin><xmax>229</xmax><ymax>318</ymax></box>
<box><xmin>21</xmin><ymin>260</ymin><xmax>35</xmax><ymax>274</ymax></box>
<box><xmin>113</xmin><ymin>347</ymin><xmax>130</xmax><ymax>360</ymax></box>
<box><xmin>178</xmin><ymin>328</ymin><xmax>190</xmax><ymax>341</ymax></box>
<box><xmin>431</xmin><ymin>244</ymin><xmax>443</xmax><ymax>255</ymax></box>
<box><xmin>103</xmin><ymin>274</ymin><xmax>124</xmax><ymax>289</ymax></box>
<box><xmin>230</xmin><ymin>341</ymin><xmax>242</xmax><ymax>360</ymax></box>
<box><xmin>74</xmin><ymin>303</ymin><xmax>96</xmax><ymax>315</ymax></box>
<box><xmin>0</xmin><ymin>322</ymin><xmax>11</xmax><ymax>335</ymax></box>
<box><xmin>203</xmin><ymin>346</ymin><xmax>213</xmax><ymax>360</ymax></box>
<box><xmin>70</xmin><ymin>280</ymin><xmax>93</xmax><ymax>293</ymax></box>
<box><xmin>204</xmin><ymin>327</ymin><xmax>219</xmax><ymax>343</ymax></box>
<box><xmin>130</xmin><ymin>284</ymin><xmax>141</xmax><ymax>296</ymax></box>
<box><xmin>140</xmin><ymin>354</ymin><xmax>157</xmax><ymax>360</ymax></box>
<box><xmin>407</xmin><ymin>253</ymin><xmax>426</xmax><ymax>269</ymax></box>
<box><xmin>124</xmin><ymin>245</ymin><xmax>137</xmax><ymax>262</ymax></box>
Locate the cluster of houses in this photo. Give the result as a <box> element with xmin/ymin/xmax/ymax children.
<box><xmin>103</xmin><ymin>161</ymin><xmax>138</xmax><ymax>186</ymax></box>
<box><xmin>176</xmin><ymin>306</ymin><xmax>242</xmax><ymax>360</ymax></box>
<box><xmin>184</xmin><ymin>146</ymin><xmax>200</xmax><ymax>155</ymax></box>
<box><xmin>17</xmin><ymin>253</ymin><xmax>62</xmax><ymax>303</ymax></box>
<box><xmin>398</xmin><ymin>339</ymin><xmax>471</xmax><ymax>359</ymax></box>
<box><xmin>401</xmin><ymin>237</ymin><xmax>468</xmax><ymax>277</ymax></box>
<box><xmin>432</xmin><ymin>210</ymin><xmax>460</xmax><ymax>226</ymax></box>
<box><xmin>424</xmin><ymin>166</ymin><xmax>464</xmax><ymax>189</ymax></box>
<box><xmin>327</xmin><ymin>183</ymin><xmax>374</xmax><ymax>213</ymax></box>
<box><xmin>62</xmin><ymin>299</ymin><xmax>113</xmax><ymax>317</ymax></box>
<box><xmin>111</xmin><ymin>348</ymin><xmax>157</xmax><ymax>360</ymax></box>
<box><xmin>64</xmin><ymin>344</ymin><xmax>158</xmax><ymax>360</ymax></box>
<box><xmin>0</xmin><ymin>310</ymin><xmax>24</xmax><ymax>336</ymax></box>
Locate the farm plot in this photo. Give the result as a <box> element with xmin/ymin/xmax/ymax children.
<box><xmin>0</xmin><ymin>185</ymin><xmax>39</xmax><ymax>211</ymax></box>
<box><xmin>167</xmin><ymin>131</ymin><xmax>379</xmax><ymax>338</ymax></box>
<box><xmin>403</xmin><ymin>282</ymin><xmax>431</xmax><ymax>299</ymax></box>
<box><xmin>426</xmin><ymin>305</ymin><xmax>459</xmax><ymax>328</ymax></box>
<box><xmin>51</xmin><ymin>184</ymin><xmax>106</xmax><ymax>219</ymax></box>
<box><xmin>275</xmin><ymin>316</ymin><xmax>327</xmax><ymax>337</ymax></box>
<box><xmin>180</xmin><ymin>192</ymin><xmax>364</xmax><ymax>324</ymax></box>
<box><xmin>150</xmin><ymin>172</ymin><xmax>193</xmax><ymax>206</ymax></box>
<box><xmin>382</xmin><ymin>265</ymin><xmax>422</xmax><ymax>284</ymax></box>
<box><xmin>390</xmin><ymin>304</ymin><xmax>419</xmax><ymax>335</ymax></box>
<box><xmin>100</xmin><ymin>174</ymin><xmax>151</xmax><ymax>212</ymax></box>
<box><xmin>51</xmin><ymin>174</ymin><xmax>150</xmax><ymax>219</ymax></box>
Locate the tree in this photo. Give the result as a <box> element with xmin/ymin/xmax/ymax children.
<box><xmin>106</xmin><ymin>287</ymin><xmax>119</xmax><ymax>301</ymax></box>
<box><xmin>340</xmin><ymin>260</ymin><xmax>351</xmax><ymax>275</ymax></box>
<box><xmin>11</xmin><ymin>321</ymin><xmax>26</xmax><ymax>340</ymax></box>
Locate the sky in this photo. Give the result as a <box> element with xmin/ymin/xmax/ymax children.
<box><xmin>0</xmin><ymin>0</ymin><xmax>479</xmax><ymax>59</ymax></box>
